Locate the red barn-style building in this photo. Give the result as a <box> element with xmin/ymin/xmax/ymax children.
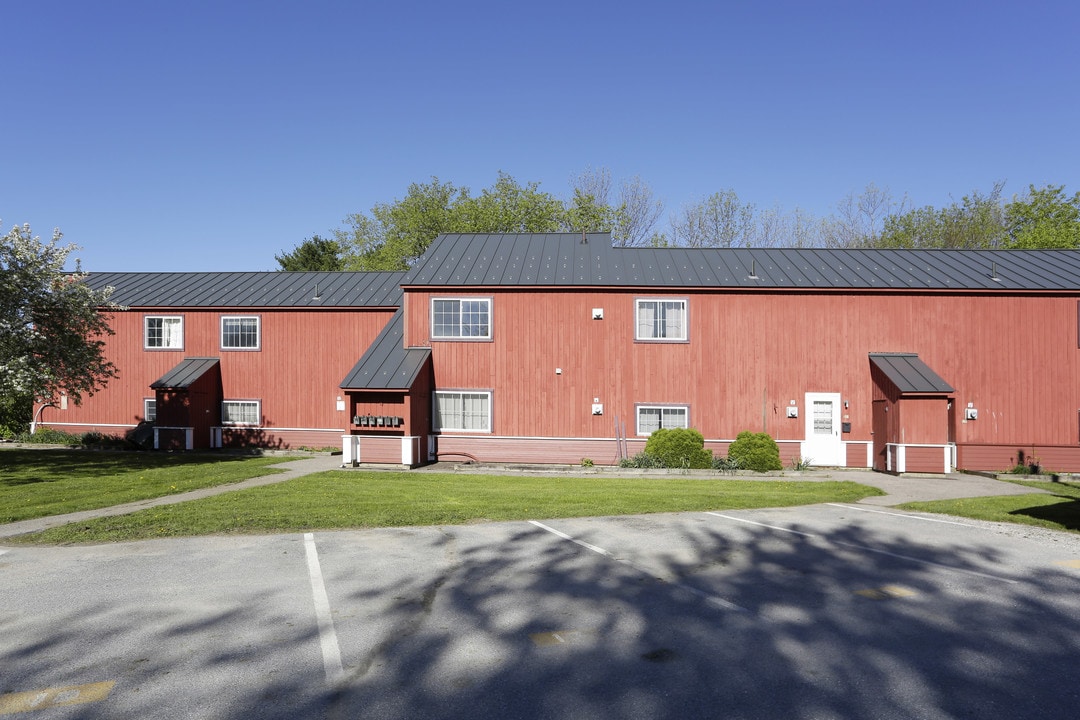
<box><xmin>43</xmin><ymin>232</ymin><xmax>1080</xmax><ymax>474</ymax></box>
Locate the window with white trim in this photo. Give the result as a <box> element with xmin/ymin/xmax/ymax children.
<box><xmin>636</xmin><ymin>405</ymin><xmax>689</xmax><ymax>435</ymax></box>
<box><xmin>432</xmin><ymin>298</ymin><xmax>491</xmax><ymax>339</ymax></box>
<box><xmin>221</xmin><ymin>316</ymin><xmax>260</xmax><ymax>350</ymax></box>
<box><xmin>433</xmin><ymin>391</ymin><xmax>491</xmax><ymax>432</ymax></box>
<box><xmin>635</xmin><ymin>299</ymin><xmax>687</xmax><ymax>341</ymax></box>
<box><xmin>222</xmin><ymin>400</ymin><xmax>260</xmax><ymax>425</ymax></box>
<box><xmin>145</xmin><ymin>315</ymin><xmax>183</xmax><ymax>349</ymax></box>
<box><xmin>144</xmin><ymin>399</ymin><xmax>157</xmax><ymax>422</ymax></box>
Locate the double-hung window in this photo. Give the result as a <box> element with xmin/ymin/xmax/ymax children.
<box><xmin>636</xmin><ymin>405</ymin><xmax>689</xmax><ymax>435</ymax></box>
<box><xmin>433</xmin><ymin>391</ymin><xmax>491</xmax><ymax>432</ymax></box>
<box><xmin>222</xmin><ymin>400</ymin><xmax>260</xmax><ymax>426</ymax></box>
<box><xmin>145</xmin><ymin>315</ymin><xmax>183</xmax><ymax>349</ymax></box>
<box><xmin>635</xmin><ymin>299</ymin><xmax>687</xmax><ymax>341</ymax></box>
<box><xmin>221</xmin><ymin>316</ymin><xmax>260</xmax><ymax>350</ymax></box>
<box><xmin>432</xmin><ymin>298</ymin><xmax>491</xmax><ymax>339</ymax></box>
<box><xmin>144</xmin><ymin>399</ymin><xmax>157</xmax><ymax>422</ymax></box>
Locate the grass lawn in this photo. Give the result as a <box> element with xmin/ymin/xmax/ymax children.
<box><xmin>0</xmin><ymin>449</ymin><xmax>287</xmax><ymax>523</ymax></box>
<box><xmin>899</xmin><ymin>478</ymin><xmax>1080</xmax><ymax>534</ymax></box>
<box><xmin>10</xmin><ymin>471</ymin><xmax>885</xmax><ymax>544</ymax></box>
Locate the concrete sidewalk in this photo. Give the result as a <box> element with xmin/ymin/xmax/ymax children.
<box><xmin>0</xmin><ymin>457</ymin><xmax>1053</xmax><ymax>540</ymax></box>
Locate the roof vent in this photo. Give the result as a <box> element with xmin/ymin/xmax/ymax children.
<box><xmin>990</xmin><ymin>262</ymin><xmax>1001</xmax><ymax>282</ymax></box>
<box><xmin>581</xmin><ymin>229</ymin><xmax>588</xmax><ymax>244</ymax></box>
<box><xmin>748</xmin><ymin>258</ymin><xmax>759</xmax><ymax>280</ymax></box>
<box><xmin>312</xmin><ymin>282</ymin><xmax>322</xmax><ymax>299</ymax></box>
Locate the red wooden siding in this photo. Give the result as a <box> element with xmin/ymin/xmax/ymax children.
<box><xmin>896</xmin><ymin>398</ymin><xmax>950</xmax><ymax>445</ymax></box>
<box><xmin>354</xmin><ymin>436</ymin><xmax>404</xmax><ymax>464</ymax></box>
<box><xmin>957</xmin><ymin>444</ymin><xmax>1080</xmax><ymax>473</ymax></box>
<box><xmin>405</xmin><ymin>289</ymin><xmax>1080</xmax><ymax>460</ymax></box>
<box><xmin>846</xmin><ymin>442</ymin><xmax>871</xmax><ymax>468</ymax></box>
<box><xmin>43</xmin><ymin>308</ymin><xmax>395</xmax><ymax>450</ymax></box>
<box><xmin>904</xmin><ymin>446</ymin><xmax>947</xmax><ymax>474</ymax></box>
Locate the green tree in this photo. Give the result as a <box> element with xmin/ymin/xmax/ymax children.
<box><xmin>455</xmin><ymin>172</ymin><xmax>566</xmax><ymax>233</ymax></box>
<box><xmin>563</xmin><ymin>187</ymin><xmax>616</xmax><ymax>235</ymax></box>
<box><xmin>1</xmin><ymin>222</ymin><xmax>119</xmax><ymax>432</ymax></box>
<box><xmin>336</xmin><ymin>177</ymin><xmax>466</xmax><ymax>271</ymax></box>
<box><xmin>275</xmin><ymin>235</ymin><xmax>345</xmax><ymax>271</ymax></box>
<box><xmin>1004</xmin><ymin>184</ymin><xmax>1080</xmax><ymax>249</ymax></box>
<box><xmin>874</xmin><ymin>183</ymin><xmax>1007</xmax><ymax>249</ymax></box>
<box><xmin>335</xmin><ymin>174</ymin><xmax>573</xmax><ymax>270</ymax></box>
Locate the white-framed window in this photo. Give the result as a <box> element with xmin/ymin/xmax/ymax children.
<box><xmin>635</xmin><ymin>299</ymin><xmax>687</xmax><ymax>341</ymax></box>
<box><xmin>636</xmin><ymin>405</ymin><xmax>689</xmax><ymax>435</ymax></box>
<box><xmin>433</xmin><ymin>391</ymin><xmax>491</xmax><ymax>432</ymax></box>
<box><xmin>144</xmin><ymin>315</ymin><xmax>184</xmax><ymax>349</ymax></box>
<box><xmin>432</xmin><ymin>298</ymin><xmax>491</xmax><ymax>340</ymax></box>
<box><xmin>221</xmin><ymin>315</ymin><xmax>261</xmax><ymax>350</ymax></box>
<box><xmin>222</xmin><ymin>400</ymin><xmax>260</xmax><ymax>426</ymax></box>
<box><xmin>144</xmin><ymin>398</ymin><xmax>157</xmax><ymax>422</ymax></box>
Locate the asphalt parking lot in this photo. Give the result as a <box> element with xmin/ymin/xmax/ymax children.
<box><xmin>3</xmin><ymin>499</ymin><xmax>1080</xmax><ymax>719</ymax></box>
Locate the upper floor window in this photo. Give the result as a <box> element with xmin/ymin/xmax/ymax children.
<box><xmin>145</xmin><ymin>315</ymin><xmax>183</xmax><ymax>349</ymax></box>
<box><xmin>636</xmin><ymin>405</ymin><xmax>689</xmax><ymax>435</ymax></box>
<box><xmin>432</xmin><ymin>298</ymin><xmax>491</xmax><ymax>340</ymax></box>
<box><xmin>221</xmin><ymin>316</ymin><xmax>261</xmax><ymax>350</ymax></box>
<box><xmin>222</xmin><ymin>400</ymin><xmax>260</xmax><ymax>426</ymax></box>
<box><xmin>636</xmin><ymin>299</ymin><xmax>687</xmax><ymax>341</ymax></box>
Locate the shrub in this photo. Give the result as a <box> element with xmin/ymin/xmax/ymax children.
<box><xmin>727</xmin><ymin>431</ymin><xmax>782</xmax><ymax>472</ymax></box>
<box><xmin>644</xmin><ymin>428</ymin><xmax>713</xmax><ymax>469</ymax></box>
<box><xmin>0</xmin><ymin>394</ymin><xmax>32</xmax><ymax>438</ymax></box>
<box><xmin>14</xmin><ymin>427</ymin><xmax>82</xmax><ymax>446</ymax></box>
<box><xmin>788</xmin><ymin>456</ymin><xmax>813</xmax><ymax>471</ymax></box>
<box><xmin>712</xmin><ymin>455</ymin><xmax>741</xmax><ymax>473</ymax></box>
<box><xmin>618</xmin><ymin>452</ymin><xmax>664</xmax><ymax>468</ymax></box>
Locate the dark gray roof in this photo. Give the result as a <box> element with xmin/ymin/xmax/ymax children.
<box><xmin>151</xmin><ymin>357</ymin><xmax>220</xmax><ymax>389</ymax></box>
<box><xmin>85</xmin><ymin>271</ymin><xmax>404</xmax><ymax>308</ymax></box>
<box><xmin>403</xmin><ymin>233</ymin><xmax>1080</xmax><ymax>291</ymax></box>
<box><xmin>339</xmin><ymin>310</ymin><xmax>430</xmax><ymax>390</ymax></box>
<box><xmin>869</xmin><ymin>353</ymin><xmax>954</xmax><ymax>394</ymax></box>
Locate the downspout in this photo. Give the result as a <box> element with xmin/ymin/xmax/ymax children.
<box><xmin>30</xmin><ymin>402</ymin><xmax>57</xmax><ymax>435</ymax></box>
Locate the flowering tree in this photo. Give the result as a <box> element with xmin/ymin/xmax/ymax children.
<box><xmin>0</xmin><ymin>222</ymin><xmax>119</xmax><ymax>431</ymax></box>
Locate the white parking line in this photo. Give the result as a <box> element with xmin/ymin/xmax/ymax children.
<box><xmin>528</xmin><ymin>520</ymin><xmax>749</xmax><ymax>613</ymax></box>
<box><xmin>825</xmin><ymin>503</ymin><xmax>982</xmax><ymax>526</ymax></box>
<box><xmin>303</xmin><ymin>532</ymin><xmax>344</xmax><ymax>684</ymax></box>
<box><xmin>705</xmin><ymin>512</ymin><xmax>1020</xmax><ymax>584</ymax></box>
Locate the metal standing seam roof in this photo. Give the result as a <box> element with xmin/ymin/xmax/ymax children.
<box><xmin>402</xmin><ymin>233</ymin><xmax>1080</xmax><ymax>291</ymax></box>
<box><xmin>869</xmin><ymin>353</ymin><xmax>954</xmax><ymax>394</ymax></box>
<box><xmin>150</xmin><ymin>357</ymin><xmax>220</xmax><ymax>389</ymax></box>
<box><xmin>339</xmin><ymin>310</ymin><xmax>431</xmax><ymax>390</ymax></box>
<box><xmin>84</xmin><ymin>271</ymin><xmax>405</xmax><ymax>308</ymax></box>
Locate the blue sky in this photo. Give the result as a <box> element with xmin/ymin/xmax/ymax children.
<box><xmin>3</xmin><ymin>0</ymin><xmax>1078</xmax><ymax>271</ymax></box>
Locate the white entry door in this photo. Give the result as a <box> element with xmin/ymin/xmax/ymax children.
<box><xmin>803</xmin><ymin>392</ymin><xmax>843</xmax><ymax>466</ymax></box>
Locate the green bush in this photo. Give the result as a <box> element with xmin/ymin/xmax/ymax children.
<box><xmin>14</xmin><ymin>427</ymin><xmax>83</xmax><ymax>446</ymax></box>
<box><xmin>644</xmin><ymin>428</ymin><xmax>713</xmax><ymax>469</ymax></box>
<box><xmin>727</xmin><ymin>431</ymin><xmax>782</xmax><ymax>472</ymax></box>
<box><xmin>0</xmin><ymin>394</ymin><xmax>32</xmax><ymax>438</ymax></box>
<box><xmin>618</xmin><ymin>452</ymin><xmax>664</xmax><ymax>468</ymax></box>
<box><xmin>712</xmin><ymin>455</ymin><xmax>741</xmax><ymax>473</ymax></box>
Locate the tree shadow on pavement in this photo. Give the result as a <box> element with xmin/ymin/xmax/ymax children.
<box><xmin>3</xmin><ymin>515</ymin><xmax>1079</xmax><ymax>719</ymax></box>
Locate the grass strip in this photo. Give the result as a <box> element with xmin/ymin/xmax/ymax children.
<box><xmin>12</xmin><ymin>471</ymin><xmax>884</xmax><ymax>544</ymax></box>
<box><xmin>0</xmin><ymin>449</ymin><xmax>287</xmax><ymax>522</ymax></box>
<box><xmin>899</xmin><ymin>479</ymin><xmax>1080</xmax><ymax>534</ymax></box>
